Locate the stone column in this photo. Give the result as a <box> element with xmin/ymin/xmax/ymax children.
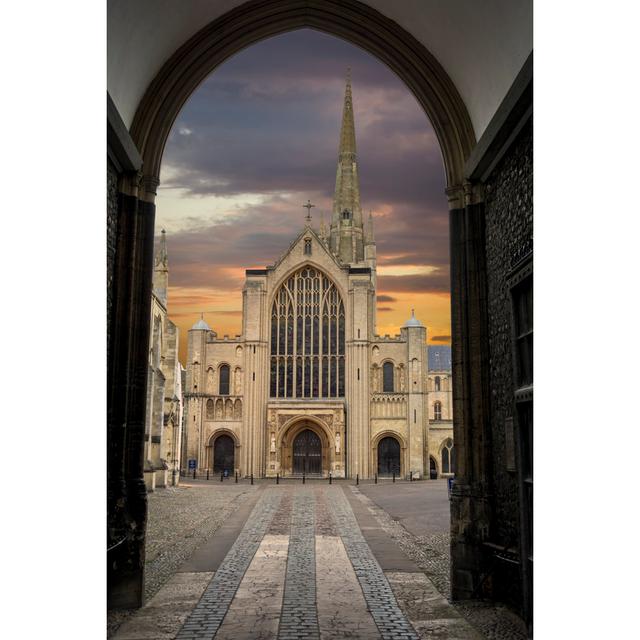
<box><xmin>107</xmin><ymin>172</ymin><xmax>157</xmax><ymax>609</ymax></box>
<box><xmin>448</xmin><ymin>185</ymin><xmax>493</xmax><ymax>602</ymax></box>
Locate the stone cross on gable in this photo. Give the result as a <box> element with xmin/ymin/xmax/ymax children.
<box><xmin>302</xmin><ymin>199</ymin><xmax>315</xmax><ymax>223</ymax></box>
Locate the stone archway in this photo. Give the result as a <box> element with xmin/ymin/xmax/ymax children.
<box><xmin>371</xmin><ymin>431</ymin><xmax>407</xmax><ymax>479</ymax></box>
<box><xmin>107</xmin><ymin>0</ymin><xmax>491</xmax><ymax>611</ymax></box>
<box><xmin>279</xmin><ymin>418</ymin><xmax>332</xmax><ymax>477</ymax></box>
<box><xmin>128</xmin><ymin>0</ymin><xmax>475</xmax><ymax>203</ymax></box>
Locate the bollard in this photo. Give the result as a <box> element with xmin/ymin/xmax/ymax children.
<box><xmin>392</xmin><ymin>471</ymin><xmax>395</xmax><ymax>483</ymax></box>
<box><xmin>235</xmin><ymin>471</ymin><xmax>238</xmax><ymax>484</ymax></box>
<box><xmin>356</xmin><ymin>473</ymin><xmax>359</xmax><ymax>486</ymax></box>
<box><xmin>206</xmin><ymin>469</ymin><xmax>209</xmax><ymax>480</ymax></box>
<box><xmin>375</xmin><ymin>473</ymin><xmax>378</xmax><ymax>484</ymax></box>
<box><xmin>251</xmin><ymin>473</ymin><xmax>254</xmax><ymax>485</ymax></box>
<box><xmin>220</xmin><ymin>471</ymin><xmax>224</xmax><ymax>482</ymax></box>
<box><xmin>410</xmin><ymin>471</ymin><xmax>413</xmax><ymax>482</ymax></box>
<box><xmin>329</xmin><ymin>472</ymin><xmax>332</xmax><ymax>485</ymax></box>
<box><xmin>303</xmin><ymin>472</ymin><xmax>306</xmax><ymax>485</ymax></box>
<box><xmin>193</xmin><ymin>469</ymin><xmax>196</xmax><ymax>480</ymax></box>
<box><xmin>276</xmin><ymin>473</ymin><xmax>279</xmax><ymax>485</ymax></box>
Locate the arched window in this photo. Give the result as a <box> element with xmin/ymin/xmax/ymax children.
<box><xmin>433</xmin><ymin>400</ymin><xmax>442</xmax><ymax>420</ymax></box>
<box><xmin>434</xmin><ymin>376</ymin><xmax>441</xmax><ymax>391</ymax></box>
<box><xmin>441</xmin><ymin>437</ymin><xmax>454</xmax><ymax>473</ymax></box>
<box><xmin>382</xmin><ymin>362</ymin><xmax>394</xmax><ymax>392</ymax></box>
<box><xmin>270</xmin><ymin>266</ymin><xmax>345</xmax><ymax>398</ymax></box>
<box><xmin>219</xmin><ymin>364</ymin><xmax>230</xmax><ymax>395</ymax></box>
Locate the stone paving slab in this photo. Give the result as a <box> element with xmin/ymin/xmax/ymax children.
<box><xmin>111</xmin><ymin>572</ymin><xmax>213</xmax><ymax>640</ymax></box>
<box><xmin>175</xmin><ymin>489</ymin><xmax>283</xmax><ymax>640</ymax></box>
<box><xmin>316</xmin><ymin>535</ymin><xmax>381</xmax><ymax>639</ymax></box>
<box><xmin>386</xmin><ymin>572</ymin><xmax>483</xmax><ymax>640</ymax></box>
<box><xmin>215</xmin><ymin>534</ymin><xmax>289</xmax><ymax>640</ymax></box>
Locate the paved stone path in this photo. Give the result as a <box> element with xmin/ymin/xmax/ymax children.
<box><xmin>113</xmin><ymin>484</ymin><xmax>483</xmax><ymax>640</ymax></box>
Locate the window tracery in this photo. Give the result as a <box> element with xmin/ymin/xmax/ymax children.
<box><xmin>270</xmin><ymin>266</ymin><xmax>345</xmax><ymax>398</ymax></box>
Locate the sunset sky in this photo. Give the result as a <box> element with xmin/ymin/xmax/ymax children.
<box><xmin>155</xmin><ymin>29</ymin><xmax>451</xmax><ymax>366</ymax></box>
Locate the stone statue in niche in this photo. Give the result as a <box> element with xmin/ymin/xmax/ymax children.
<box><xmin>270</xmin><ymin>433</ymin><xmax>276</xmax><ymax>453</ymax></box>
<box><xmin>335</xmin><ymin>431</ymin><xmax>341</xmax><ymax>454</ymax></box>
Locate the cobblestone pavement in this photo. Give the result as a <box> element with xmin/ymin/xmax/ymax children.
<box><xmin>107</xmin><ymin>482</ymin><xmax>257</xmax><ymax>637</ymax></box>
<box><xmin>111</xmin><ymin>481</ymin><xmax>524</xmax><ymax>640</ymax></box>
<box><xmin>350</xmin><ymin>486</ymin><xmax>528</xmax><ymax>640</ymax></box>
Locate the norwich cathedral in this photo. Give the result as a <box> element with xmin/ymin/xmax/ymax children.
<box><xmin>182</xmin><ymin>76</ymin><xmax>453</xmax><ymax>479</ymax></box>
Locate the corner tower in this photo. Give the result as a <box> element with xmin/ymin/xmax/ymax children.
<box><xmin>330</xmin><ymin>70</ymin><xmax>370</xmax><ymax>265</ymax></box>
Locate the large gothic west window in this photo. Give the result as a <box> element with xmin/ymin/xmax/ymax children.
<box><xmin>270</xmin><ymin>266</ymin><xmax>345</xmax><ymax>398</ymax></box>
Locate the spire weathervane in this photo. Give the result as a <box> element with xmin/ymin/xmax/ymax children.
<box><xmin>303</xmin><ymin>199</ymin><xmax>315</xmax><ymax>224</ymax></box>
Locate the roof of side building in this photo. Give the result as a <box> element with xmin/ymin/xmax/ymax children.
<box><xmin>427</xmin><ymin>345</ymin><xmax>452</xmax><ymax>372</ymax></box>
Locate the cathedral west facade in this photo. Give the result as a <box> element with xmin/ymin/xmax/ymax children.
<box><xmin>183</xmin><ymin>76</ymin><xmax>451</xmax><ymax>479</ymax></box>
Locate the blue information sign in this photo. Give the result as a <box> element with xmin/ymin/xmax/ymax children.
<box><xmin>447</xmin><ymin>477</ymin><xmax>454</xmax><ymax>495</ymax></box>
<box><xmin>188</xmin><ymin>459</ymin><xmax>197</xmax><ymax>470</ymax></box>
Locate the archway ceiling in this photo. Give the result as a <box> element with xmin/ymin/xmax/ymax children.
<box><xmin>108</xmin><ymin>0</ymin><xmax>531</xmax><ymax>142</ymax></box>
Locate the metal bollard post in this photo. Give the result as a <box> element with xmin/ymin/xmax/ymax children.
<box><xmin>410</xmin><ymin>471</ymin><xmax>413</xmax><ymax>482</ymax></box>
<box><xmin>356</xmin><ymin>473</ymin><xmax>359</xmax><ymax>486</ymax></box>
<box><xmin>392</xmin><ymin>472</ymin><xmax>395</xmax><ymax>483</ymax></box>
<box><xmin>375</xmin><ymin>473</ymin><xmax>378</xmax><ymax>484</ymax></box>
<box><xmin>235</xmin><ymin>471</ymin><xmax>238</xmax><ymax>483</ymax></box>
<box><xmin>251</xmin><ymin>473</ymin><xmax>254</xmax><ymax>485</ymax></box>
<box><xmin>329</xmin><ymin>472</ymin><xmax>332</xmax><ymax>485</ymax></box>
<box><xmin>206</xmin><ymin>469</ymin><xmax>209</xmax><ymax>480</ymax></box>
<box><xmin>220</xmin><ymin>471</ymin><xmax>224</xmax><ymax>482</ymax></box>
<box><xmin>193</xmin><ymin>469</ymin><xmax>196</xmax><ymax>480</ymax></box>
<box><xmin>276</xmin><ymin>473</ymin><xmax>279</xmax><ymax>485</ymax></box>
<box><xmin>303</xmin><ymin>472</ymin><xmax>306</xmax><ymax>485</ymax></box>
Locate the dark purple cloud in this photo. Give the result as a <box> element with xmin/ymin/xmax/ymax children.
<box><xmin>157</xmin><ymin>29</ymin><xmax>450</xmax><ymax>300</ymax></box>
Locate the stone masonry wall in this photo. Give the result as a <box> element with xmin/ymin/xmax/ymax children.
<box><xmin>107</xmin><ymin>160</ymin><xmax>119</xmax><ymax>360</ymax></box>
<box><xmin>483</xmin><ymin>118</ymin><xmax>533</xmax><ymax>608</ymax></box>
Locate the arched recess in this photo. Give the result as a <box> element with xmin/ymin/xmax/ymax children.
<box><xmin>278</xmin><ymin>416</ymin><xmax>334</xmax><ymax>477</ymax></box>
<box><xmin>371</xmin><ymin>430</ymin><xmax>407</xmax><ymax>479</ymax></box>
<box><xmin>205</xmin><ymin>429</ymin><xmax>239</xmax><ymax>472</ymax></box>
<box><xmin>129</xmin><ymin>0</ymin><xmax>475</xmax><ymax>200</ymax></box>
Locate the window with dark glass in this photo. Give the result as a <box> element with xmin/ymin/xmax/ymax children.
<box><xmin>434</xmin><ymin>376</ymin><xmax>441</xmax><ymax>391</ymax></box>
<box><xmin>433</xmin><ymin>400</ymin><xmax>442</xmax><ymax>420</ymax></box>
<box><xmin>382</xmin><ymin>362</ymin><xmax>394</xmax><ymax>392</ymax></box>
<box><xmin>270</xmin><ymin>266</ymin><xmax>344</xmax><ymax>398</ymax></box>
<box><xmin>219</xmin><ymin>364</ymin><xmax>230</xmax><ymax>395</ymax></box>
<box><xmin>441</xmin><ymin>437</ymin><xmax>453</xmax><ymax>473</ymax></box>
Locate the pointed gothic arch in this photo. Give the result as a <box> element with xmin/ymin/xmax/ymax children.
<box><xmin>128</xmin><ymin>0</ymin><xmax>474</xmax><ymax>203</ymax></box>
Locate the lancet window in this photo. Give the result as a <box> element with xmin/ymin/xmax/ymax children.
<box><xmin>270</xmin><ymin>266</ymin><xmax>345</xmax><ymax>398</ymax></box>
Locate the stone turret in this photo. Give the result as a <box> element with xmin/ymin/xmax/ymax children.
<box><xmin>153</xmin><ymin>229</ymin><xmax>169</xmax><ymax>307</ymax></box>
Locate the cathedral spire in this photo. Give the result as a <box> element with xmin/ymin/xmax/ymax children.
<box><xmin>338</xmin><ymin>67</ymin><xmax>356</xmax><ymax>157</ymax></box>
<box><xmin>330</xmin><ymin>68</ymin><xmax>364</xmax><ymax>264</ymax></box>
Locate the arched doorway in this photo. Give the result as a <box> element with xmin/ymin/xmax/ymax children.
<box><xmin>292</xmin><ymin>429</ymin><xmax>322</xmax><ymax>475</ymax></box>
<box><xmin>213</xmin><ymin>434</ymin><xmax>234</xmax><ymax>474</ymax></box>
<box><xmin>377</xmin><ymin>437</ymin><xmax>400</xmax><ymax>476</ymax></box>
<box><xmin>429</xmin><ymin>456</ymin><xmax>438</xmax><ymax>479</ymax></box>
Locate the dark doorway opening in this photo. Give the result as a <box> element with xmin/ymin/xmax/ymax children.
<box><xmin>213</xmin><ymin>435</ymin><xmax>234</xmax><ymax>474</ymax></box>
<box><xmin>429</xmin><ymin>456</ymin><xmax>438</xmax><ymax>479</ymax></box>
<box><xmin>377</xmin><ymin>437</ymin><xmax>400</xmax><ymax>476</ymax></box>
<box><xmin>293</xmin><ymin>429</ymin><xmax>322</xmax><ymax>475</ymax></box>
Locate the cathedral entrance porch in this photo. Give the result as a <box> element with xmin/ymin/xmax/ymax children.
<box><xmin>267</xmin><ymin>402</ymin><xmax>345</xmax><ymax>478</ymax></box>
